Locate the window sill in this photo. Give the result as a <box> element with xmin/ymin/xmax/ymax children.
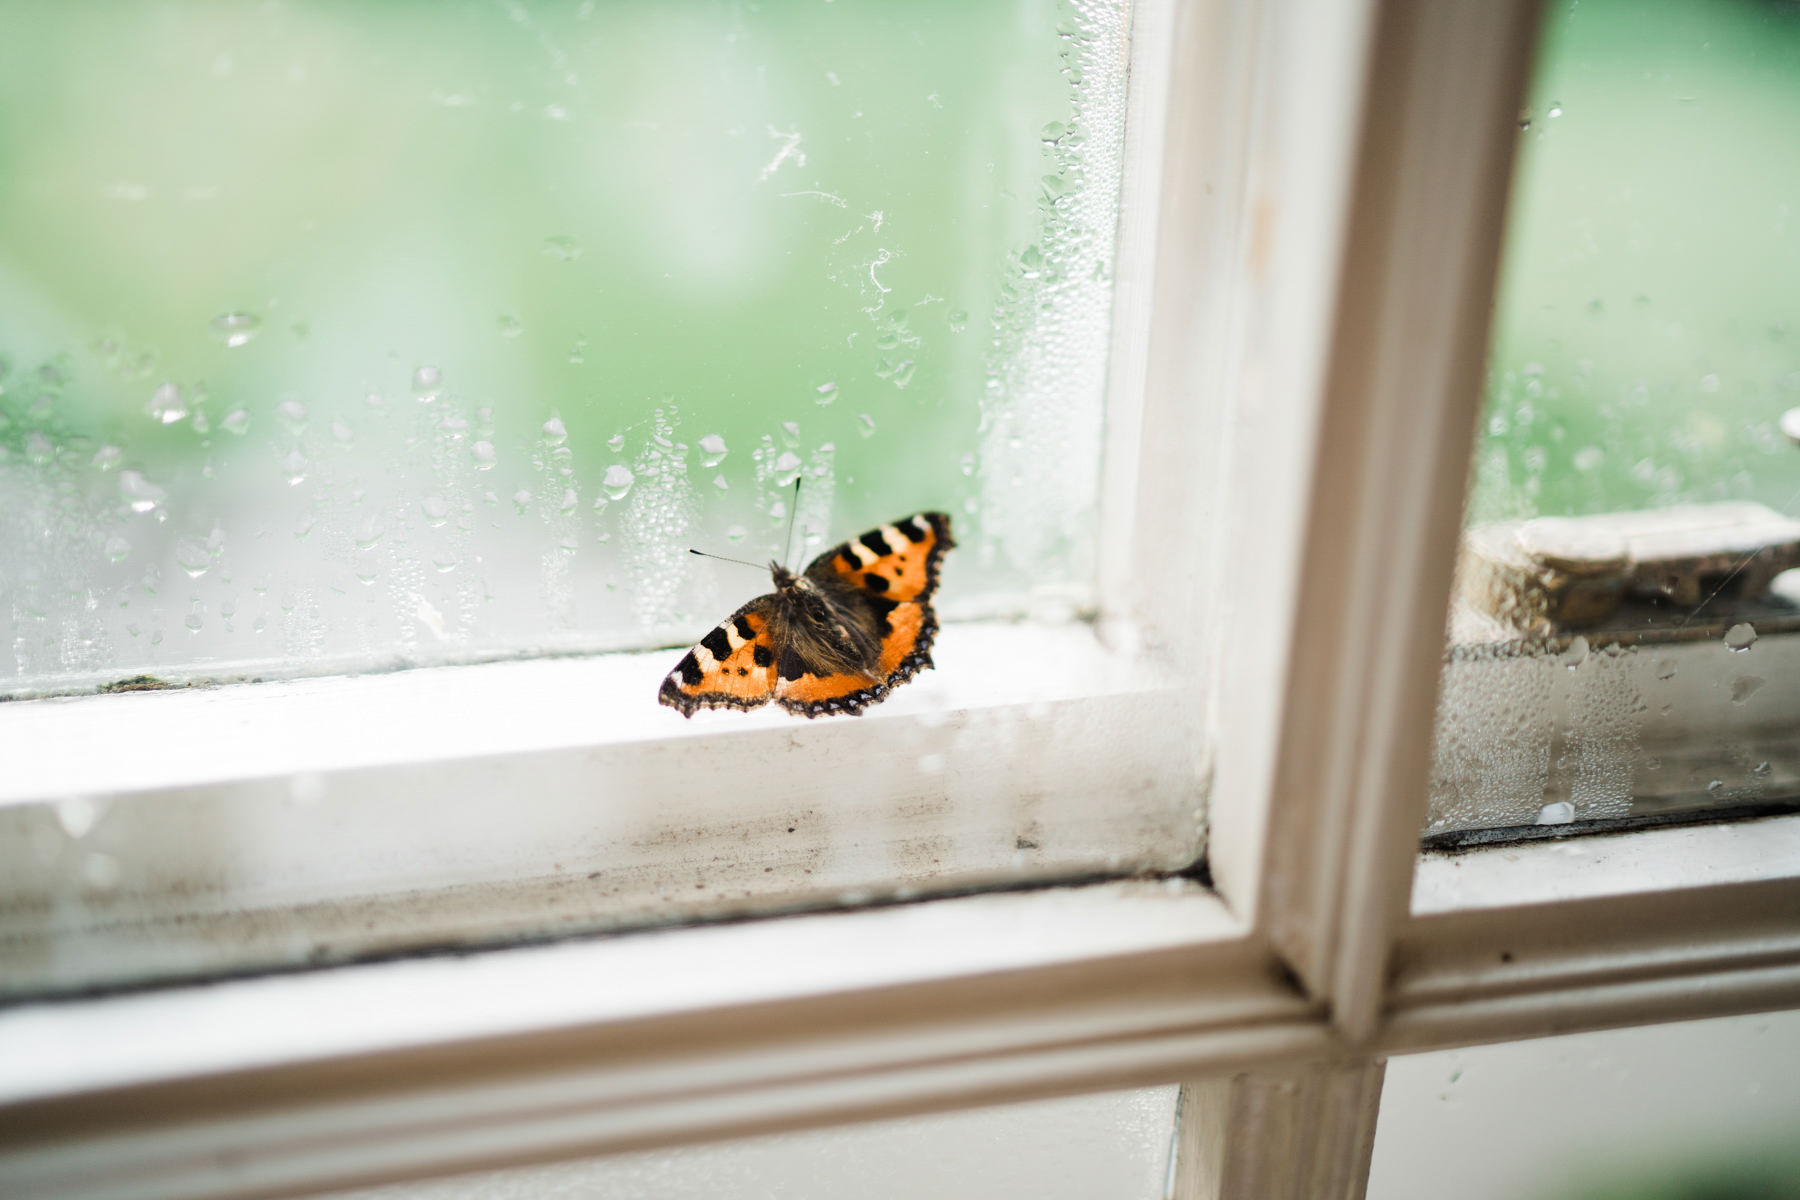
<box><xmin>0</xmin><ymin>620</ymin><xmax>1209</xmax><ymax>1000</ymax></box>
<box><xmin>1387</xmin><ymin>813</ymin><xmax>1800</xmax><ymax>1052</ymax></box>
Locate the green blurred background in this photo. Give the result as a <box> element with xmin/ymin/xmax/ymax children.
<box><xmin>0</xmin><ymin>0</ymin><xmax>1119</xmax><ymax>688</ymax></box>
<box><xmin>1470</xmin><ymin>0</ymin><xmax>1800</xmax><ymax>525</ymax></box>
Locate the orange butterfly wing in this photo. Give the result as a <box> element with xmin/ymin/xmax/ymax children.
<box><xmin>774</xmin><ymin>664</ymin><xmax>889</xmax><ymax>716</ymax></box>
<box><xmin>813</xmin><ymin>512</ymin><xmax>952</xmax><ymax>603</ymax></box>
<box><xmin>657</xmin><ymin>607</ymin><xmax>781</xmax><ymax>716</ymax></box>
<box><xmin>800</xmin><ymin>511</ymin><xmax>953</xmax><ymax>700</ymax></box>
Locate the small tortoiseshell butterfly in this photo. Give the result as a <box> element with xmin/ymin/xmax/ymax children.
<box><xmin>659</xmin><ymin>512</ymin><xmax>954</xmax><ymax>718</ymax></box>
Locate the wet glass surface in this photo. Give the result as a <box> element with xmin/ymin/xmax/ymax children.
<box><xmin>0</xmin><ymin>0</ymin><xmax>1127</xmax><ymax>695</ymax></box>
<box><xmin>1427</xmin><ymin>0</ymin><xmax>1800</xmax><ymax>838</ymax></box>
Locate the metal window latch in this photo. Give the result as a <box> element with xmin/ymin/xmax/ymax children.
<box><xmin>1455</xmin><ymin>501</ymin><xmax>1800</xmax><ymax>642</ymax></box>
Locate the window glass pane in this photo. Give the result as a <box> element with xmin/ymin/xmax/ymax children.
<box><xmin>0</xmin><ymin>0</ymin><xmax>1125</xmax><ymax>696</ymax></box>
<box><xmin>1428</xmin><ymin>0</ymin><xmax>1800</xmax><ymax>839</ymax></box>
<box><xmin>1369</xmin><ymin>1009</ymin><xmax>1800</xmax><ymax>1200</ymax></box>
<box><xmin>303</xmin><ymin>1087</ymin><xmax>1179</xmax><ymax>1200</ymax></box>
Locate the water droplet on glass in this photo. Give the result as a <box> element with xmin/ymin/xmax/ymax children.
<box><xmin>148</xmin><ymin>382</ymin><xmax>188</xmax><ymax>424</ymax></box>
<box><xmin>774</xmin><ymin>451</ymin><xmax>802</xmax><ymax>481</ymax></box>
<box><xmin>1724</xmin><ymin>623</ymin><xmax>1757</xmax><ymax>652</ymax></box>
<box><xmin>947</xmin><ymin>309</ymin><xmax>968</xmax><ymax>332</ymax></box>
<box><xmin>92</xmin><ymin>445</ymin><xmax>123</xmax><ymax>471</ymax></box>
<box><xmin>815</xmin><ymin>381</ymin><xmax>838</xmax><ymax>405</ymax></box>
<box><xmin>542</xmin><ymin>417</ymin><xmax>567</xmax><ymax>445</ymax></box>
<box><xmin>512</xmin><ymin>489</ymin><xmax>533</xmax><ymax>512</ymax></box>
<box><xmin>1572</xmin><ymin>446</ymin><xmax>1604</xmax><ymax>472</ymax></box>
<box><xmin>1780</xmin><ymin>406</ymin><xmax>1800</xmax><ymax>445</ymax></box>
<box><xmin>543</xmin><ymin>235</ymin><xmax>582</xmax><ymax>261</ymax></box>
<box><xmin>602</xmin><ymin>464</ymin><xmax>635</xmax><ymax>499</ymax></box>
<box><xmin>175</xmin><ymin>539</ymin><xmax>211</xmax><ymax>578</ymax></box>
<box><xmin>1535</xmin><ymin>801</ymin><xmax>1574</xmax><ymax>826</ymax></box>
<box><xmin>856</xmin><ymin>413</ymin><xmax>876</xmax><ymax>437</ymax></box>
<box><xmin>891</xmin><ymin>359</ymin><xmax>916</xmax><ymax>388</ymax></box>
<box><xmin>56</xmin><ymin>795</ymin><xmax>106</xmax><ymax>839</ymax></box>
<box><xmin>606</xmin><ymin>432</ymin><xmax>626</xmax><ymax>453</ymax></box>
<box><xmin>104</xmin><ymin>534</ymin><xmax>131</xmax><ymax>562</ymax></box>
<box><xmin>1752</xmin><ymin>761</ymin><xmax>1772</xmax><ymax>777</ymax></box>
<box><xmin>331</xmin><ymin>419</ymin><xmax>354</xmax><ymax>444</ymax></box>
<box><xmin>354</xmin><ymin>516</ymin><xmax>384</xmax><ymax>548</ymax></box>
<box><xmin>471</xmin><ymin>440</ymin><xmax>497</xmax><ymax>469</ymax></box>
<box><xmin>713</xmin><ymin>475</ymin><xmax>729</xmax><ymax>490</ymax></box>
<box><xmin>277</xmin><ymin>399</ymin><xmax>309</xmax><ymax>433</ymax></box>
<box><xmin>1560</xmin><ymin>636</ymin><xmax>1589</xmax><ymax>670</ymax></box>
<box><xmin>209</xmin><ymin>311</ymin><xmax>261</xmax><ymax>348</ymax></box>
<box><xmin>221</xmin><ymin>408</ymin><xmax>251</xmax><ymax>435</ymax></box>
<box><xmin>497</xmin><ymin>313</ymin><xmax>524</xmax><ymax>339</ymax></box>
<box><xmin>1040</xmin><ymin>121</ymin><xmax>1067</xmax><ymax>144</ymax></box>
<box><xmin>185</xmin><ymin>602</ymin><xmax>205</xmax><ymax>631</ymax></box>
<box><xmin>1655</xmin><ymin>658</ymin><xmax>1678</xmax><ymax>681</ymax></box>
<box><xmin>1730</xmin><ymin>676</ymin><xmax>1765</xmax><ymax>704</ymax></box>
<box><xmin>1707</xmin><ymin>778</ymin><xmax>1725</xmax><ymax>795</ymax></box>
<box><xmin>120</xmin><ymin>471</ymin><xmax>166</xmax><ymax>514</ymax></box>
<box><xmin>1546</xmin><ymin>101</ymin><xmax>1563</xmax><ymax>118</ymax></box>
<box><xmin>412</xmin><ymin>365</ymin><xmax>444</xmax><ymax>401</ymax></box>
<box><xmin>699</xmin><ymin>434</ymin><xmax>729</xmax><ymax>467</ymax></box>
<box><xmin>282</xmin><ymin>448</ymin><xmax>309</xmax><ymax>485</ymax></box>
<box><xmin>84</xmin><ymin>852</ymin><xmax>122</xmax><ymax>890</ymax></box>
<box><xmin>422</xmin><ymin>494</ymin><xmax>450</xmax><ymax>526</ymax></box>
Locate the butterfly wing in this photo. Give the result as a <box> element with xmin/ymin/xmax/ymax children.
<box><xmin>657</xmin><ymin>600</ymin><xmax>783</xmax><ymax>716</ymax></box>
<box><xmin>772</xmin><ymin>644</ymin><xmax>891</xmax><ymax>717</ymax></box>
<box><xmin>799</xmin><ymin>511</ymin><xmax>953</xmax><ymax>698</ymax></box>
<box><xmin>809</xmin><ymin>512</ymin><xmax>954</xmax><ymax>604</ymax></box>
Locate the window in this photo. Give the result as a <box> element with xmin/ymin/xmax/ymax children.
<box><xmin>0</xmin><ymin>0</ymin><xmax>1206</xmax><ymax>998</ymax></box>
<box><xmin>3</xmin><ymin>2</ymin><xmax>1797</xmax><ymax>1199</ymax></box>
<box><xmin>1370</xmin><ymin>1010</ymin><xmax>1800</xmax><ymax>1200</ymax></box>
<box><xmin>0</xmin><ymin>0</ymin><xmax>1120</xmax><ymax>687</ymax></box>
<box><xmin>1427</xmin><ymin>0</ymin><xmax>1800</xmax><ymax>840</ymax></box>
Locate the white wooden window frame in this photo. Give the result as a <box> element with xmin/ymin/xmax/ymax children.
<box><xmin>4</xmin><ymin>2</ymin><xmax>1799</xmax><ymax>1198</ymax></box>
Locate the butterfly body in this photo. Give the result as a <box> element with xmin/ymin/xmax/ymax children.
<box><xmin>659</xmin><ymin>512</ymin><xmax>953</xmax><ymax>718</ymax></box>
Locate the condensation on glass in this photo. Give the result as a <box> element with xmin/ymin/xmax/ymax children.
<box><xmin>0</xmin><ymin>0</ymin><xmax>1128</xmax><ymax>697</ymax></box>
<box><xmin>1426</xmin><ymin>0</ymin><xmax>1800</xmax><ymax>838</ymax></box>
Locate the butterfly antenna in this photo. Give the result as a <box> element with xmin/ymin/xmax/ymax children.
<box><xmin>781</xmin><ymin>475</ymin><xmax>803</xmax><ymax>570</ymax></box>
<box><xmin>687</xmin><ymin>549</ymin><xmax>766</xmax><ymax>571</ymax></box>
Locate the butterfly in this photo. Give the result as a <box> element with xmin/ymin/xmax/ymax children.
<box><xmin>659</xmin><ymin>512</ymin><xmax>954</xmax><ymax>718</ymax></box>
